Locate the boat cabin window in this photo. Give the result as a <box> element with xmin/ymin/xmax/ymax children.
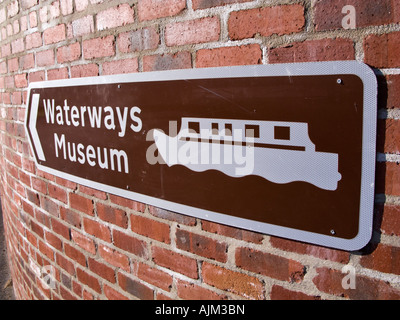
<box><xmin>188</xmin><ymin>121</ymin><xmax>200</xmax><ymax>134</ymax></box>
<box><xmin>212</xmin><ymin>123</ymin><xmax>219</xmax><ymax>135</ymax></box>
<box><xmin>245</xmin><ymin>125</ymin><xmax>260</xmax><ymax>138</ymax></box>
<box><xmin>224</xmin><ymin>123</ymin><xmax>232</xmax><ymax>136</ymax></box>
<box><xmin>274</xmin><ymin>126</ymin><xmax>290</xmax><ymax>140</ymax></box>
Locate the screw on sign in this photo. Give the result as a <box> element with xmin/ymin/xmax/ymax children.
<box><xmin>25</xmin><ymin>61</ymin><xmax>377</xmax><ymax>251</ymax></box>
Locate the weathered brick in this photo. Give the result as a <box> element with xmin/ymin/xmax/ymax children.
<box><xmin>26</xmin><ymin>229</ymin><xmax>37</xmax><ymax>247</ymax></box>
<box><xmin>25</xmin><ymin>32</ymin><xmax>42</xmax><ymax>50</ymax></box>
<box><xmin>32</xmin><ymin>177</ymin><xmax>47</xmax><ymax>194</ymax></box>
<box><xmin>385</xmin><ymin>74</ymin><xmax>400</xmax><ymax>109</ymax></box>
<box><xmin>14</xmin><ymin>74</ymin><xmax>27</xmax><ymax>88</ymax></box>
<box><xmin>11</xmin><ymin>92</ymin><xmax>21</xmax><ymax>105</ymax></box>
<box><xmin>133</xmin><ymin>262</ymin><xmax>173</xmax><ymax>291</ymax></box>
<box><xmin>0</xmin><ymin>8</ymin><xmax>5</xmax><ymax>25</ymax></box>
<box><xmin>75</xmin><ymin>0</ymin><xmax>89</xmax><ymax>12</ymax></box>
<box><xmin>69</xmin><ymin>193</ymin><xmax>94</xmax><ymax>215</ymax></box>
<box><xmin>49</xmin><ymin>1</ymin><xmax>61</xmax><ymax>20</ymax></box>
<box><xmin>28</xmin><ymin>70</ymin><xmax>45</xmax><ymax>83</ymax></box>
<box><xmin>31</xmin><ymin>220</ymin><xmax>44</xmax><ymax>239</ymax></box>
<box><xmin>79</xmin><ymin>185</ymin><xmax>107</xmax><ymax>200</ymax></box>
<box><xmin>88</xmin><ymin>257</ymin><xmax>116</xmax><ymax>283</ymax></box>
<box><xmin>236</xmin><ymin>247</ymin><xmax>305</xmax><ymax>282</ymax></box>
<box><xmin>20</xmin><ymin>53</ymin><xmax>35</xmax><ymax>70</ymax></box>
<box><xmin>45</xmin><ymin>230</ymin><xmax>63</xmax><ymax>251</ymax></box>
<box><xmin>96</xmin><ymin>202</ymin><xmax>128</xmax><ymax>228</ymax></box>
<box><xmin>152</xmin><ymin>246</ymin><xmax>198</xmax><ymax>279</ymax></box>
<box><xmin>314</xmin><ymin>0</ymin><xmax>398</xmax><ymax>31</ymax></box>
<box><xmin>269</xmin><ymin>38</ymin><xmax>355</xmax><ymax>63</ymax></box>
<box><xmin>82</xmin><ymin>289</ymin><xmax>94</xmax><ymax>300</ymax></box>
<box><xmin>8</xmin><ymin>58</ymin><xmax>18</xmax><ymax>72</ymax></box>
<box><xmin>76</xmin><ymin>268</ymin><xmax>101</xmax><ymax>293</ymax></box>
<box><xmin>202</xmin><ymin>262</ymin><xmax>264</xmax><ymax>299</ymax></box>
<box><xmin>97</xmin><ymin>4</ymin><xmax>134</xmax><ymax>31</ymax></box>
<box><xmin>0</xmin><ymin>61</ymin><xmax>6</xmax><ymax>74</ymax></box>
<box><xmin>378</xmin><ymin>204</ymin><xmax>400</xmax><ymax>236</ymax></box>
<box><xmin>70</xmin><ymin>229</ymin><xmax>96</xmax><ymax>254</ymax></box>
<box><xmin>4</xmin><ymin>76</ymin><xmax>14</xmax><ymax>89</ymax></box>
<box><xmin>143</xmin><ymin>52</ymin><xmax>191</xmax><ymax>71</ymax></box>
<box><xmin>102</xmin><ymin>58</ymin><xmax>138</xmax><ymax>75</ymax></box>
<box><xmin>1</xmin><ymin>43</ymin><xmax>11</xmax><ymax>57</ymax></box>
<box><xmin>229</xmin><ymin>4</ymin><xmax>304</xmax><ymax>40</ymax></box>
<box><xmin>176</xmin><ymin>279</ymin><xmax>226</xmax><ymax>300</ymax></box>
<box><xmin>360</xmin><ymin>243</ymin><xmax>400</xmax><ymax>275</ymax></box>
<box><xmin>29</xmin><ymin>11</ymin><xmax>37</xmax><ymax>28</ymax></box>
<box><xmin>6</xmin><ymin>24</ymin><xmax>13</xmax><ymax>37</ymax></box>
<box><xmin>376</xmin><ymin>162</ymin><xmax>400</xmax><ymax>196</ymax></box>
<box><xmin>112</xmin><ymin>229</ymin><xmax>147</xmax><ymax>257</ymax></box>
<box><xmin>72</xmin><ymin>15</ymin><xmax>94</xmax><ymax>37</ymax></box>
<box><xmin>83</xmin><ymin>35</ymin><xmax>115</xmax><ymax>59</ymax></box>
<box><xmin>60</xmin><ymin>207</ymin><xmax>81</xmax><ymax>228</ymax></box>
<box><xmin>313</xmin><ymin>267</ymin><xmax>400</xmax><ymax>299</ymax></box>
<box><xmin>36</xmin><ymin>49</ymin><xmax>55</xmax><ymax>67</ymax></box>
<box><xmin>21</xmin><ymin>0</ymin><xmax>38</xmax><ymax>10</ymax></box>
<box><xmin>21</xmin><ymin>16</ymin><xmax>28</xmax><ymax>31</ymax></box>
<box><xmin>57</xmin><ymin>42</ymin><xmax>81</xmax><ymax>63</ymax></box>
<box><xmin>148</xmin><ymin>206</ymin><xmax>196</xmax><ymax>226</ymax></box>
<box><xmin>64</xmin><ymin>243</ymin><xmax>86</xmax><ymax>266</ymax></box>
<box><xmin>196</xmin><ymin>44</ymin><xmax>261</xmax><ymax>68</ymax></box>
<box><xmin>104</xmin><ymin>284</ymin><xmax>129</xmax><ymax>300</ymax></box>
<box><xmin>11</xmin><ymin>38</ymin><xmax>24</xmax><ymax>54</ymax></box>
<box><xmin>109</xmin><ymin>195</ymin><xmax>146</xmax><ymax>212</ymax></box>
<box><xmin>38</xmin><ymin>240</ymin><xmax>55</xmax><ymax>262</ymax></box>
<box><xmin>43</xmin><ymin>24</ymin><xmax>66</xmax><ymax>45</ymax></box>
<box><xmin>59</xmin><ymin>286</ymin><xmax>78</xmax><ymax>300</ymax></box>
<box><xmin>98</xmin><ymin>244</ymin><xmax>130</xmax><ymax>272</ymax></box>
<box><xmin>176</xmin><ymin>229</ymin><xmax>227</xmax><ymax>262</ymax></box>
<box><xmin>83</xmin><ymin>217</ymin><xmax>111</xmax><ymax>242</ymax></box>
<box><xmin>377</xmin><ymin>119</ymin><xmax>400</xmax><ymax>154</ymax></box>
<box><xmin>131</xmin><ymin>215</ymin><xmax>170</xmax><ymax>243</ymax></box>
<box><xmin>7</xmin><ymin>1</ymin><xmax>19</xmax><ymax>18</ymax></box>
<box><xmin>60</xmin><ymin>0</ymin><xmax>73</xmax><ymax>16</ymax></box>
<box><xmin>117</xmin><ymin>272</ymin><xmax>154</xmax><ymax>299</ymax></box>
<box><xmin>192</xmin><ymin>0</ymin><xmax>251</xmax><ymax>10</ymax></box>
<box><xmin>364</xmin><ymin>31</ymin><xmax>400</xmax><ymax>68</ymax></box>
<box><xmin>70</xmin><ymin>64</ymin><xmax>99</xmax><ymax>78</ymax></box>
<box><xmin>270</xmin><ymin>285</ymin><xmax>320</xmax><ymax>300</ymax></box>
<box><xmin>55</xmin><ymin>176</ymin><xmax>77</xmax><ymax>189</ymax></box>
<box><xmin>47</xmin><ymin>67</ymin><xmax>69</xmax><ymax>80</ymax></box>
<box><xmin>51</xmin><ymin>218</ymin><xmax>70</xmax><ymax>240</ymax></box>
<box><xmin>13</xmin><ymin>19</ymin><xmax>20</xmax><ymax>34</ymax></box>
<box><xmin>202</xmin><ymin>221</ymin><xmax>263</xmax><ymax>243</ymax></box>
<box><xmin>39</xmin><ymin>6</ymin><xmax>48</xmax><ymax>23</ymax></box>
<box><xmin>118</xmin><ymin>27</ymin><xmax>159</xmax><ymax>53</ymax></box>
<box><xmin>165</xmin><ymin>17</ymin><xmax>220</xmax><ymax>46</ymax></box>
<box><xmin>40</xmin><ymin>196</ymin><xmax>59</xmax><ymax>217</ymax></box>
<box><xmin>138</xmin><ymin>0</ymin><xmax>186</xmax><ymax>21</ymax></box>
<box><xmin>56</xmin><ymin>252</ymin><xmax>75</xmax><ymax>275</ymax></box>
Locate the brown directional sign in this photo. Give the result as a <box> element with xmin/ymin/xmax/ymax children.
<box><xmin>25</xmin><ymin>62</ymin><xmax>377</xmax><ymax>250</ymax></box>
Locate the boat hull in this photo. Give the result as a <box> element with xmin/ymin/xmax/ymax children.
<box><xmin>153</xmin><ymin>130</ymin><xmax>341</xmax><ymax>191</ymax></box>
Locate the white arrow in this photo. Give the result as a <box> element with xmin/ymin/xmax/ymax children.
<box><xmin>29</xmin><ymin>93</ymin><xmax>46</xmax><ymax>161</ymax></box>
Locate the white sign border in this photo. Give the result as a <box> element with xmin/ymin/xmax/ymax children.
<box><xmin>25</xmin><ymin>61</ymin><xmax>377</xmax><ymax>251</ymax></box>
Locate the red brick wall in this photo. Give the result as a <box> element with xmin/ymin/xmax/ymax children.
<box><xmin>0</xmin><ymin>0</ymin><xmax>399</xmax><ymax>300</ymax></box>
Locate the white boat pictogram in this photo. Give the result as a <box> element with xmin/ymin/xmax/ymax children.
<box><xmin>152</xmin><ymin>118</ymin><xmax>342</xmax><ymax>191</ymax></box>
